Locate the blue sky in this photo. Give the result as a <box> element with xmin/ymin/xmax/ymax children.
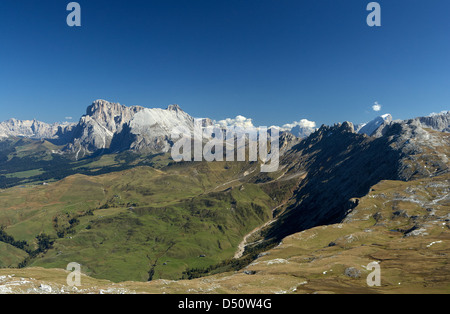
<box><xmin>0</xmin><ymin>0</ymin><xmax>449</xmax><ymax>127</ymax></box>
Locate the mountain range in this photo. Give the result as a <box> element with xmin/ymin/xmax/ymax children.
<box><xmin>0</xmin><ymin>100</ymin><xmax>316</xmax><ymax>159</ymax></box>
<box><xmin>1</xmin><ymin>99</ymin><xmax>449</xmax><ymax>161</ymax></box>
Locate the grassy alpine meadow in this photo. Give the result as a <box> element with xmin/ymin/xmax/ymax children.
<box><xmin>0</xmin><ymin>156</ymin><xmax>281</xmax><ymax>282</ymax></box>
<box><xmin>0</xmin><ymin>242</ymin><xmax>29</xmax><ymax>268</ymax></box>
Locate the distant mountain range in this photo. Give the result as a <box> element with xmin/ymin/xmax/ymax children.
<box><xmin>0</xmin><ymin>100</ymin><xmax>449</xmax><ymax>161</ymax></box>
<box><xmin>0</xmin><ymin>100</ymin><xmax>317</xmax><ymax>159</ymax></box>
<box><xmin>0</xmin><ymin>118</ymin><xmax>73</xmax><ymax>140</ymax></box>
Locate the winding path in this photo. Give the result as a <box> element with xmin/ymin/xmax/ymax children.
<box><xmin>233</xmin><ymin>202</ymin><xmax>286</xmax><ymax>259</ymax></box>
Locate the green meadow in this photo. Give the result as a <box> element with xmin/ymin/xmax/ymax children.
<box><xmin>0</xmin><ymin>157</ymin><xmax>282</xmax><ymax>282</ymax></box>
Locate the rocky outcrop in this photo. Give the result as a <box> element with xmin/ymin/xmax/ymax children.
<box><xmin>415</xmin><ymin>111</ymin><xmax>450</xmax><ymax>132</ymax></box>
<box><xmin>373</xmin><ymin>118</ymin><xmax>449</xmax><ymax>180</ymax></box>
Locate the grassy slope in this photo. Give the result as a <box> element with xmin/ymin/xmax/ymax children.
<box><xmin>0</xmin><ymin>160</ymin><xmax>279</xmax><ymax>282</ymax></box>
<box><xmin>0</xmin><ymin>173</ymin><xmax>448</xmax><ymax>294</ymax></box>
<box><xmin>0</xmin><ymin>242</ymin><xmax>28</xmax><ymax>268</ymax></box>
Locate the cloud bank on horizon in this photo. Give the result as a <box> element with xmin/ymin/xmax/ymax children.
<box><xmin>215</xmin><ymin>115</ymin><xmax>255</xmax><ymax>129</ymax></box>
<box><xmin>214</xmin><ymin>115</ymin><xmax>316</xmax><ymax>131</ymax></box>
<box><xmin>280</xmin><ymin>119</ymin><xmax>317</xmax><ymax>131</ymax></box>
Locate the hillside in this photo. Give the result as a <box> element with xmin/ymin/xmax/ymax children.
<box><xmin>0</xmin><ymin>158</ymin><xmax>298</xmax><ymax>282</ymax></box>
<box><xmin>1</xmin><ymin>172</ymin><xmax>448</xmax><ymax>294</ymax></box>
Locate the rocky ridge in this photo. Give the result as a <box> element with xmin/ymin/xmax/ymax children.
<box><xmin>262</xmin><ymin>117</ymin><xmax>449</xmax><ymax>242</ymax></box>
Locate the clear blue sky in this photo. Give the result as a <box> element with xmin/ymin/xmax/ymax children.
<box><xmin>0</xmin><ymin>0</ymin><xmax>449</xmax><ymax>127</ymax></box>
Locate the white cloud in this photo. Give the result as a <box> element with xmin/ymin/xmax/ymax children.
<box><xmin>65</xmin><ymin>116</ymin><xmax>73</xmax><ymax>120</ymax></box>
<box><xmin>372</xmin><ymin>102</ymin><xmax>382</xmax><ymax>112</ymax></box>
<box><xmin>280</xmin><ymin>119</ymin><xmax>316</xmax><ymax>131</ymax></box>
<box><xmin>215</xmin><ymin>115</ymin><xmax>255</xmax><ymax>129</ymax></box>
<box><xmin>213</xmin><ymin>115</ymin><xmax>317</xmax><ymax>138</ymax></box>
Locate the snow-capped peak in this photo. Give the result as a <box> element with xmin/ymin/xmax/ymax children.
<box><xmin>357</xmin><ymin>114</ymin><xmax>393</xmax><ymax>136</ymax></box>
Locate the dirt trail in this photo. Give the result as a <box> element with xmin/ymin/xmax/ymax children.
<box><xmin>211</xmin><ymin>167</ymin><xmax>258</xmax><ymax>191</ymax></box>
<box><xmin>233</xmin><ymin>202</ymin><xmax>286</xmax><ymax>259</ymax></box>
<box><xmin>233</xmin><ymin>170</ymin><xmax>305</xmax><ymax>259</ymax></box>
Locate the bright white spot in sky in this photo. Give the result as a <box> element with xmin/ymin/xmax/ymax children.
<box><xmin>372</xmin><ymin>102</ymin><xmax>382</xmax><ymax>112</ymax></box>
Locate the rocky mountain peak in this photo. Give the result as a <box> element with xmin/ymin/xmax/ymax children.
<box><xmin>314</xmin><ymin>121</ymin><xmax>355</xmax><ymax>136</ymax></box>
<box><xmin>86</xmin><ymin>100</ymin><xmax>144</xmax><ymax>119</ymax></box>
<box><xmin>61</xmin><ymin>100</ymin><xmax>198</xmax><ymax>158</ymax></box>
<box><xmin>167</xmin><ymin>104</ymin><xmax>183</xmax><ymax>112</ymax></box>
<box><xmin>339</xmin><ymin>121</ymin><xmax>355</xmax><ymax>133</ymax></box>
